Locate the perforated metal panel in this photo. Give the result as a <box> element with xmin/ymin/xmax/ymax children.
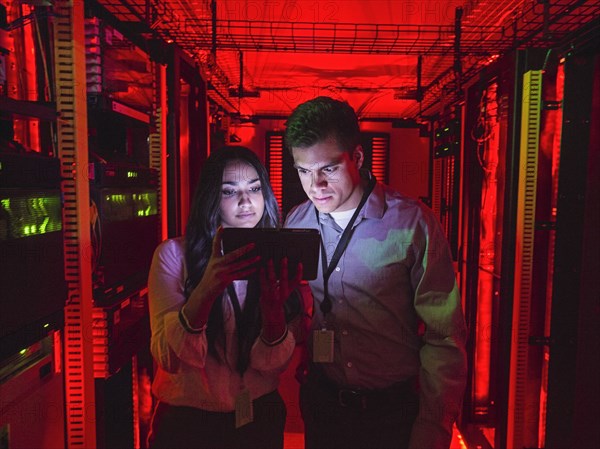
<box><xmin>53</xmin><ymin>1</ymin><xmax>97</xmax><ymax>446</ymax></box>
<box><xmin>431</xmin><ymin>153</ymin><xmax>460</xmax><ymax>259</ymax></box>
<box><xmin>370</xmin><ymin>135</ymin><xmax>389</xmax><ymax>185</ymax></box>
<box><xmin>507</xmin><ymin>69</ymin><xmax>543</xmax><ymax>448</ymax></box>
<box><xmin>266</xmin><ymin>133</ymin><xmax>285</xmax><ymax>214</ymax></box>
<box><xmin>149</xmin><ymin>64</ymin><xmax>168</xmax><ymax>241</ymax></box>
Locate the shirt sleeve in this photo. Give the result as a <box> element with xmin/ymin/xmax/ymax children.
<box><xmin>148</xmin><ymin>239</ymin><xmax>209</xmax><ymax>373</ymax></box>
<box><xmin>249</xmin><ymin>329</ymin><xmax>296</xmax><ymax>374</ymax></box>
<box><xmin>409</xmin><ymin>212</ymin><xmax>468</xmax><ymax>449</ymax></box>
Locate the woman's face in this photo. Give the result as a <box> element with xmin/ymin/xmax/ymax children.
<box><xmin>219</xmin><ymin>159</ymin><xmax>265</xmax><ymax>228</ymax></box>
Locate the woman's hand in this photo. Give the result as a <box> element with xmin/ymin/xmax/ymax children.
<box><xmin>259</xmin><ymin>258</ymin><xmax>303</xmax><ymax>343</ymax></box>
<box><xmin>185</xmin><ymin>227</ymin><xmax>260</xmax><ymax>328</ymax></box>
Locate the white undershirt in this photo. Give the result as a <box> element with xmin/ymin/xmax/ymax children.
<box><xmin>329</xmin><ymin>207</ymin><xmax>357</xmax><ymax>230</ymax></box>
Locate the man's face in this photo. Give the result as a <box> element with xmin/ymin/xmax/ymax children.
<box><xmin>292</xmin><ymin>138</ymin><xmax>364</xmax><ymax>213</ymax></box>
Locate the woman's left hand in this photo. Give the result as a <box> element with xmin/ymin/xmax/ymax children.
<box><xmin>259</xmin><ymin>258</ymin><xmax>303</xmax><ymax>343</ymax></box>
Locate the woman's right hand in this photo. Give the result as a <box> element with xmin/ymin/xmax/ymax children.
<box><xmin>184</xmin><ymin>227</ymin><xmax>260</xmax><ymax>327</ymax></box>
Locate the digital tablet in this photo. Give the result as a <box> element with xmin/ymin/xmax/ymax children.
<box><xmin>222</xmin><ymin>228</ymin><xmax>320</xmax><ymax>280</ymax></box>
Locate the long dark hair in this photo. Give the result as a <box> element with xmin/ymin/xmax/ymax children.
<box><xmin>184</xmin><ymin>146</ymin><xmax>280</xmax><ymax>368</ymax></box>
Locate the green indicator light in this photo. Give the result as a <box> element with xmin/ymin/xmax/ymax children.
<box><xmin>43</xmin><ymin>323</ymin><xmax>50</xmax><ymax>328</ymax></box>
<box><xmin>1</xmin><ymin>195</ymin><xmax>62</xmax><ymax>239</ymax></box>
<box><xmin>102</xmin><ymin>190</ymin><xmax>158</xmax><ymax>221</ymax></box>
<box><xmin>39</xmin><ymin>217</ymin><xmax>50</xmax><ymax>233</ymax></box>
<box><xmin>19</xmin><ymin>349</ymin><xmax>27</xmax><ymax>355</ymax></box>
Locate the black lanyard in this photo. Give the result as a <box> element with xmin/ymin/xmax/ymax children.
<box><xmin>226</xmin><ymin>283</ymin><xmax>252</xmax><ymax>376</ymax></box>
<box><xmin>316</xmin><ymin>176</ymin><xmax>376</xmax><ymax>317</ymax></box>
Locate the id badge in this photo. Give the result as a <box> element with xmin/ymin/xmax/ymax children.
<box><xmin>313</xmin><ymin>329</ymin><xmax>335</xmax><ymax>363</ymax></box>
<box><xmin>235</xmin><ymin>388</ymin><xmax>253</xmax><ymax>428</ymax></box>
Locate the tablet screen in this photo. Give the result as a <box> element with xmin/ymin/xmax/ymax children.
<box><xmin>222</xmin><ymin>228</ymin><xmax>320</xmax><ymax>280</ymax></box>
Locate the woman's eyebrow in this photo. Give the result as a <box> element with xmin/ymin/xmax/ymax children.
<box><xmin>222</xmin><ymin>177</ymin><xmax>260</xmax><ymax>185</ymax></box>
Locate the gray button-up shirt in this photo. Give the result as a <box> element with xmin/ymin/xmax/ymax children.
<box><xmin>285</xmin><ymin>179</ymin><xmax>467</xmax><ymax>449</ymax></box>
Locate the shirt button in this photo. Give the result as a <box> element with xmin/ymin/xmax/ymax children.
<box><xmin>346</xmin><ymin>362</ymin><xmax>353</xmax><ymax>368</ymax></box>
<box><xmin>342</xmin><ymin>330</ymin><xmax>348</xmax><ymax>336</ymax></box>
<box><xmin>335</xmin><ymin>267</ymin><xmax>341</xmax><ymax>272</ymax></box>
<box><xmin>338</xmin><ymin>300</ymin><xmax>343</xmax><ymax>304</ymax></box>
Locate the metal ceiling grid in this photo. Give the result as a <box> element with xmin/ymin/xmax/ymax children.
<box><xmin>505</xmin><ymin>0</ymin><xmax>600</xmax><ymax>46</ymax></box>
<box><xmin>96</xmin><ymin>0</ymin><xmax>600</xmax><ymax>57</ymax></box>
<box><xmin>93</xmin><ymin>0</ymin><xmax>600</xmax><ymax>118</ymax></box>
<box><xmin>96</xmin><ymin>0</ymin><xmax>146</xmax><ymax>24</ymax></box>
<box><xmin>172</xmin><ymin>20</ymin><xmax>508</xmax><ymax>56</ymax></box>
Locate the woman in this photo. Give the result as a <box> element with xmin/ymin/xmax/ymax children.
<box><xmin>147</xmin><ymin>146</ymin><xmax>303</xmax><ymax>449</ymax></box>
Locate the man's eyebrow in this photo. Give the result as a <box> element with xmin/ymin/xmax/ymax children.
<box><xmin>293</xmin><ymin>159</ymin><xmax>343</xmax><ymax>171</ymax></box>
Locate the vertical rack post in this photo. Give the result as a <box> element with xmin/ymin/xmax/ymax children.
<box><xmin>507</xmin><ymin>69</ymin><xmax>542</xmax><ymax>448</ymax></box>
<box><xmin>149</xmin><ymin>62</ymin><xmax>168</xmax><ymax>241</ymax></box>
<box><xmin>53</xmin><ymin>0</ymin><xmax>96</xmax><ymax>446</ymax></box>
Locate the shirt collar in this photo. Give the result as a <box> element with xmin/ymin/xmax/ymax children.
<box><xmin>361</xmin><ymin>171</ymin><xmax>385</xmax><ymax>220</ymax></box>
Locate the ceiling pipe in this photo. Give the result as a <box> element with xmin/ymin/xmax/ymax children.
<box><xmin>211</xmin><ymin>0</ymin><xmax>217</xmax><ymax>56</ymax></box>
<box><xmin>239</xmin><ymin>51</ymin><xmax>243</xmax><ymax>97</ymax></box>
<box><xmin>417</xmin><ymin>54</ymin><xmax>423</xmax><ymax>103</ymax></box>
<box><xmin>229</xmin><ymin>51</ymin><xmax>259</xmax><ymax>98</ymax></box>
<box><xmin>542</xmin><ymin>0</ymin><xmax>550</xmax><ymax>40</ymax></box>
<box><xmin>454</xmin><ymin>6</ymin><xmax>463</xmax><ymax>92</ymax></box>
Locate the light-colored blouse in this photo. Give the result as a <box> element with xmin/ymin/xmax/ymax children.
<box><xmin>148</xmin><ymin>238</ymin><xmax>296</xmax><ymax>411</ymax></box>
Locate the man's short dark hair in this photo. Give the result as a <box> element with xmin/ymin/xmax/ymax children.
<box><xmin>285</xmin><ymin>96</ymin><xmax>360</xmax><ymax>154</ymax></box>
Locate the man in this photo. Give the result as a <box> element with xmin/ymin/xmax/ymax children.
<box><xmin>284</xmin><ymin>96</ymin><xmax>467</xmax><ymax>449</ymax></box>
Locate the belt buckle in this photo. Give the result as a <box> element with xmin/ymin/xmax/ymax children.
<box><xmin>338</xmin><ymin>388</ymin><xmax>367</xmax><ymax>409</ymax></box>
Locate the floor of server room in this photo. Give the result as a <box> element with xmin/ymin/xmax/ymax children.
<box><xmin>280</xmin><ymin>347</ymin><xmax>467</xmax><ymax>449</ymax></box>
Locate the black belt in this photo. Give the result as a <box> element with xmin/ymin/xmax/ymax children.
<box><xmin>311</xmin><ymin>373</ymin><xmax>417</xmax><ymax>410</ymax></box>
